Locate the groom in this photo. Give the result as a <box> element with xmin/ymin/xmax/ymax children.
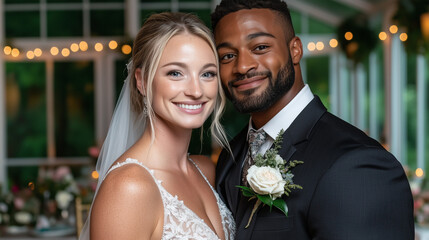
<box><xmin>212</xmin><ymin>0</ymin><xmax>414</xmax><ymax>239</ymax></box>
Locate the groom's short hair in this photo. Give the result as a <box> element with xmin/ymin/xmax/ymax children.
<box><xmin>211</xmin><ymin>0</ymin><xmax>296</xmax><ymax>43</ymax></box>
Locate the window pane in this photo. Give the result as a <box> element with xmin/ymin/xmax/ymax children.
<box><xmin>48</xmin><ymin>11</ymin><xmax>83</xmax><ymax>37</ymax></box>
<box><xmin>6</xmin><ymin>62</ymin><xmax>47</xmax><ymax>158</ymax></box>
<box><xmin>141</xmin><ymin>9</ymin><xmax>169</xmax><ymax>23</ymax></box>
<box><xmin>5</xmin><ymin>0</ymin><xmax>39</xmax><ymax>3</ymax></box>
<box><xmin>306</xmin><ymin>56</ymin><xmax>330</xmax><ymax>107</ymax></box>
<box><xmin>115</xmin><ymin>59</ymin><xmax>129</xmax><ymax>101</ymax></box>
<box><xmin>90</xmin><ymin>0</ymin><xmax>123</xmax><ymax>2</ymax></box>
<box><xmin>91</xmin><ymin>10</ymin><xmax>124</xmax><ymax>36</ymax></box>
<box><xmin>5</xmin><ymin>11</ymin><xmax>40</xmax><ymax>37</ymax></box>
<box><xmin>54</xmin><ymin>61</ymin><xmax>95</xmax><ymax>157</ymax></box>
<box><xmin>47</xmin><ymin>0</ymin><xmax>81</xmax><ymax>3</ymax></box>
<box><xmin>8</xmin><ymin>167</ymin><xmax>38</xmax><ymax>190</ymax></box>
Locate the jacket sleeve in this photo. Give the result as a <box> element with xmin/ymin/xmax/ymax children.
<box><xmin>307</xmin><ymin>147</ymin><xmax>414</xmax><ymax>240</ymax></box>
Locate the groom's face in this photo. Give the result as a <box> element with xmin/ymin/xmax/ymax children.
<box><xmin>214</xmin><ymin>8</ymin><xmax>295</xmax><ymax>114</ymax></box>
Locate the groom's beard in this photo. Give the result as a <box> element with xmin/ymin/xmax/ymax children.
<box><xmin>223</xmin><ymin>57</ymin><xmax>295</xmax><ymax>114</ymax></box>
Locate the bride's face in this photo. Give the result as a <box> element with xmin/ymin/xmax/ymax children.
<box><xmin>151</xmin><ymin>33</ymin><xmax>218</xmax><ymax>130</ymax></box>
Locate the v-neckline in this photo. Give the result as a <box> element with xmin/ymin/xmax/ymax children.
<box><xmin>156</xmin><ymin>181</ymin><xmax>223</xmax><ymax>239</ymax></box>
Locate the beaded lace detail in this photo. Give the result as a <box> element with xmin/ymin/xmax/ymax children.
<box><xmin>106</xmin><ymin>158</ymin><xmax>235</xmax><ymax>240</ymax></box>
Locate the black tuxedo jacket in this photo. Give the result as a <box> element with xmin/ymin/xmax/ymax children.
<box><xmin>216</xmin><ymin>96</ymin><xmax>414</xmax><ymax>240</ymax></box>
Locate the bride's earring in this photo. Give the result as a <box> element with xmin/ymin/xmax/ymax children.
<box><xmin>143</xmin><ymin>96</ymin><xmax>148</xmax><ymax>117</ymax></box>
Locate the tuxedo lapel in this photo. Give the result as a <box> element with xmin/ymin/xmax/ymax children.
<box><xmin>235</xmin><ymin>96</ymin><xmax>327</xmax><ymax>238</ymax></box>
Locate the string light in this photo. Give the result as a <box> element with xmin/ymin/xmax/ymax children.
<box><xmin>399</xmin><ymin>33</ymin><xmax>408</xmax><ymax>42</ymax></box>
<box><xmin>389</xmin><ymin>25</ymin><xmax>398</xmax><ymax>34</ymax></box>
<box><xmin>70</xmin><ymin>43</ymin><xmax>79</xmax><ymax>52</ymax></box>
<box><xmin>3</xmin><ymin>46</ymin><xmax>12</xmax><ymax>55</ymax></box>
<box><xmin>329</xmin><ymin>39</ymin><xmax>338</xmax><ymax>48</ymax></box>
<box><xmin>11</xmin><ymin>48</ymin><xmax>20</xmax><ymax>57</ymax></box>
<box><xmin>50</xmin><ymin>47</ymin><xmax>59</xmax><ymax>56</ymax></box>
<box><xmin>316</xmin><ymin>41</ymin><xmax>324</xmax><ymax>51</ymax></box>
<box><xmin>92</xmin><ymin>170</ymin><xmax>99</xmax><ymax>179</ymax></box>
<box><xmin>79</xmin><ymin>41</ymin><xmax>88</xmax><ymax>51</ymax></box>
<box><xmin>345</xmin><ymin>32</ymin><xmax>353</xmax><ymax>40</ymax></box>
<box><xmin>379</xmin><ymin>31</ymin><xmax>387</xmax><ymax>41</ymax></box>
<box><xmin>94</xmin><ymin>43</ymin><xmax>103</xmax><ymax>52</ymax></box>
<box><xmin>34</xmin><ymin>48</ymin><xmax>42</xmax><ymax>57</ymax></box>
<box><xmin>108</xmin><ymin>40</ymin><xmax>118</xmax><ymax>50</ymax></box>
<box><xmin>307</xmin><ymin>42</ymin><xmax>316</xmax><ymax>51</ymax></box>
<box><xmin>26</xmin><ymin>50</ymin><xmax>35</xmax><ymax>59</ymax></box>
<box><xmin>416</xmin><ymin>168</ymin><xmax>424</xmax><ymax>178</ymax></box>
<box><xmin>61</xmin><ymin>48</ymin><xmax>70</xmax><ymax>57</ymax></box>
<box><xmin>28</xmin><ymin>182</ymin><xmax>35</xmax><ymax>191</ymax></box>
<box><xmin>122</xmin><ymin>44</ymin><xmax>132</xmax><ymax>55</ymax></box>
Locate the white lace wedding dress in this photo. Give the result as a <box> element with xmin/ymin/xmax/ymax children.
<box><xmin>105</xmin><ymin>158</ymin><xmax>236</xmax><ymax>240</ymax></box>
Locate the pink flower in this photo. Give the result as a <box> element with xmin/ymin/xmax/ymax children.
<box><xmin>13</xmin><ymin>197</ymin><xmax>25</xmax><ymax>210</ymax></box>
<box><xmin>88</xmin><ymin>146</ymin><xmax>100</xmax><ymax>158</ymax></box>
<box><xmin>53</xmin><ymin>166</ymin><xmax>71</xmax><ymax>181</ymax></box>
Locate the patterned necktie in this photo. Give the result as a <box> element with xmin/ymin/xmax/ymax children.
<box><xmin>242</xmin><ymin>129</ymin><xmax>267</xmax><ymax>185</ymax></box>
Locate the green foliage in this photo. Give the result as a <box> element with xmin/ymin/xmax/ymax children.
<box><xmin>393</xmin><ymin>0</ymin><xmax>429</xmax><ymax>54</ymax></box>
<box><xmin>337</xmin><ymin>16</ymin><xmax>377</xmax><ymax>65</ymax></box>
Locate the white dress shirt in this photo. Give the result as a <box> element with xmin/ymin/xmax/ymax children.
<box><xmin>248</xmin><ymin>84</ymin><xmax>314</xmax><ymax>155</ymax></box>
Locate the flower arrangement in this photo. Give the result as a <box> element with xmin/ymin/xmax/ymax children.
<box><xmin>0</xmin><ymin>185</ymin><xmax>40</xmax><ymax>227</ymax></box>
<box><xmin>237</xmin><ymin>129</ymin><xmax>303</xmax><ymax>228</ymax></box>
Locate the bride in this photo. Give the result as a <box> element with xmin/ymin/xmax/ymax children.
<box><xmin>79</xmin><ymin>12</ymin><xmax>235</xmax><ymax>239</ymax></box>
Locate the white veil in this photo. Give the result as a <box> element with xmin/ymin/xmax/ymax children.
<box><xmin>79</xmin><ymin>60</ymin><xmax>145</xmax><ymax>239</ymax></box>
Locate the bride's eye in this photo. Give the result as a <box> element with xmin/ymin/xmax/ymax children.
<box><xmin>167</xmin><ymin>70</ymin><xmax>183</xmax><ymax>78</ymax></box>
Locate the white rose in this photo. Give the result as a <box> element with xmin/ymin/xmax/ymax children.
<box><xmin>55</xmin><ymin>191</ymin><xmax>73</xmax><ymax>210</ymax></box>
<box><xmin>247</xmin><ymin>165</ymin><xmax>286</xmax><ymax>199</ymax></box>
<box><xmin>14</xmin><ymin>211</ymin><xmax>32</xmax><ymax>225</ymax></box>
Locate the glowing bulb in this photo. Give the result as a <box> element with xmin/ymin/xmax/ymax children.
<box><xmin>95</xmin><ymin>43</ymin><xmax>103</xmax><ymax>52</ymax></box>
<box><xmin>416</xmin><ymin>168</ymin><xmax>424</xmax><ymax>178</ymax></box>
<box><xmin>329</xmin><ymin>39</ymin><xmax>338</xmax><ymax>48</ymax></box>
<box><xmin>389</xmin><ymin>25</ymin><xmax>398</xmax><ymax>34</ymax></box>
<box><xmin>51</xmin><ymin>47</ymin><xmax>59</xmax><ymax>56</ymax></box>
<box><xmin>307</xmin><ymin>42</ymin><xmax>316</xmax><ymax>51</ymax></box>
<box><xmin>121</xmin><ymin>44</ymin><xmax>132</xmax><ymax>55</ymax></box>
<box><xmin>3</xmin><ymin>46</ymin><xmax>12</xmax><ymax>55</ymax></box>
<box><xmin>109</xmin><ymin>40</ymin><xmax>118</xmax><ymax>50</ymax></box>
<box><xmin>79</xmin><ymin>41</ymin><xmax>88</xmax><ymax>51</ymax></box>
<box><xmin>28</xmin><ymin>182</ymin><xmax>35</xmax><ymax>191</ymax></box>
<box><xmin>92</xmin><ymin>171</ymin><xmax>99</xmax><ymax>179</ymax></box>
<box><xmin>61</xmin><ymin>48</ymin><xmax>70</xmax><ymax>57</ymax></box>
<box><xmin>26</xmin><ymin>51</ymin><xmax>35</xmax><ymax>59</ymax></box>
<box><xmin>34</xmin><ymin>48</ymin><xmax>42</xmax><ymax>57</ymax></box>
<box><xmin>11</xmin><ymin>48</ymin><xmax>20</xmax><ymax>57</ymax></box>
<box><xmin>70</xmin><ymin>43</ymin><xmax>79</xmax><ymax>52</ymax></box>
<box><xmin>316</xmin><ymin>41</ymin><xmax>324</xmax><ymax>51</ymax></box>
<box><xmin>399</xmin><ymin>33</ymin><xmax>408</xmax><ymax>42</ymax></box>
<box><xmin>345</xmin><ymin>32</ymin><xmax>353</xmax><ymax>40</ymax></box>
<box><xmin>379</xmin><ymin>31</ymin><xmax>387</xmax><ymax>41</ymax></box>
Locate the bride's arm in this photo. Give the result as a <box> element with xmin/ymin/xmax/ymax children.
<box><xmin>90</xmin><ymin>164</ymin><xmax>163</xmax><ymax>239</ymax></box>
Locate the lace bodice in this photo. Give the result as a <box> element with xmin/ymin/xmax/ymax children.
<box><xmin>106</xmin><ymin>158</ymin><xmax>236</xmax><ymax>240</ymax></box>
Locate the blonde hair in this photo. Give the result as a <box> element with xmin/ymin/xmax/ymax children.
<box><xmin>130</xmin><ymin>12</ymin><xmax>230</xmax><ymax>152</ymax></box>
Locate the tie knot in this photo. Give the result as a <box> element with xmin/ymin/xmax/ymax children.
<box><xmin>247</xmin><ymin>129</ymin><xmax>267</xmax><ymax>158</ymax></box>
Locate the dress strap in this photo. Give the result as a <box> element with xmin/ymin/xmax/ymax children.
<box><xmin>104</xmin><ymin>158</ymin><xmax>160</xmax><ymax>184</ymax></box>
<box><xmin>187</xmin><ymin>157</ymin><xmax>216</xmax><ymax>192</ymax></box>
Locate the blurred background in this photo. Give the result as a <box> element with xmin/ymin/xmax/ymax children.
<box><xmin>0</xmin><ymin>0</ymin><xmax>428</xmax><ymax>238</ymax></box>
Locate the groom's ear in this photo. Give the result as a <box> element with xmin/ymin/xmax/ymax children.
<box><xmin>135</xmin><ymin>68</ymin><xmax>146</xmax><ymax>95</ymax></box>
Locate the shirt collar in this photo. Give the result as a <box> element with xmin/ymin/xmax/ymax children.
<box><xmin>248</xmin><ymin>84</ymin><xmax>314</xmax><ymax>140</ymax></box>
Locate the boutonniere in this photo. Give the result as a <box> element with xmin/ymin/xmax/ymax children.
<box><xmin>237</xmin><ymin>129</ymin><xmax>303</xmax><ymax>228</ymax></box>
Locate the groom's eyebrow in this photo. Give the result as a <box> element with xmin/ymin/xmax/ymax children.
<box><xmin>216</xmin><ymin>32</ymin><xmax>276</xmax><ymax>50</ymax></box>
<box><xmin>247</xmin><ymin>32</ymin><xmax>276</xmax><ymax>40</ymax></box>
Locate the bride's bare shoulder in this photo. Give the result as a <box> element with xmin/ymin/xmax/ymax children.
<box><xmin>90</xmin><ymin>159</ymin><xmax>163</xmax><ymax>239</ymax></box>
